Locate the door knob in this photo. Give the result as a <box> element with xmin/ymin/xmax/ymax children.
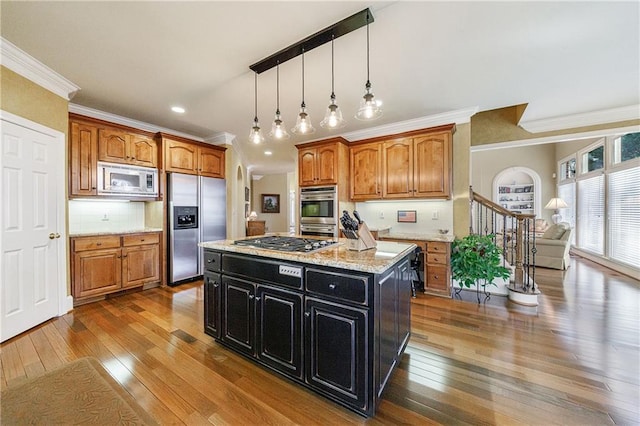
<box><xmin>49</xmin><ymin>233</ymin><xmax>60</xmax><ymax>239</ymax></box>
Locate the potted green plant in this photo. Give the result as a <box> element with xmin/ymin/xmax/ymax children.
<box><xmin>450</xmin><ymin>234</ymin><xmax>511</xmax><ymax>303</ymax></box>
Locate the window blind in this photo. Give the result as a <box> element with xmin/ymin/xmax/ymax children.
<box><xmin>577</xmin><ymin>175</ymin><xmax>604</xmax><ymax>255</ymax></box>
<box><xmin>558</xmin><ymin>182</ymin><xmax>576</xmax><ymax>245</ymax></box>
<box><xmin>607</xmin><ymin>166</ymin><xmax>640</xmax><ymax>268</ymax></box>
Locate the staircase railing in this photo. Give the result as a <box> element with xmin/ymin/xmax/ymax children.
<box><xmin>469</xmin><ymin>186</ymin><xmax>537</xmax><ymax>293</ymax></box>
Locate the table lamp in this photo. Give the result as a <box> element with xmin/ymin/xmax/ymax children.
<box><xmin>544</xmin><ymin>197</ymin><xmax>568</xmax><ymax>224</ymax></box>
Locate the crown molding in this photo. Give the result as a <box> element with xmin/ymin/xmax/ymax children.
<box><xmin>68</xmin><ymin>103</ymin><xmax>206</xmax><ymax>141</ymax></box>
<box><xmin>205</xmin><ymin>132</ymin><xmax>236</xmax><ymax>146</ymax></box>
<box><xmin>519</xmin><ymin>105</ymin><xmax>640</xmax><ymax>133</ymax></box>
<box><xmin>471</xmin><ymin>124</ymin><xmax>640</xmax><ymax>152</ymax></box>
<box><xmin>340</xmin><ymin>107</ymin><xmax>479</xmax><ymax>142</ymax></box>
<box><xmin>1</xmin><ymin>37</ymin><xmax>80</xmax><ymax>100</ymax></box>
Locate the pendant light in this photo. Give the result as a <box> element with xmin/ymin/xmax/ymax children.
<box><xmin>292</xmin><ymin>48</ymin><xmax>315</xmax><ymax>135</ymax></box>
<box><xmin>269</xmin><ymin>61</ymin><xmax>290</xmax><ymax>140</ymax></box>
<box><xmin>355</xmin><ymin>12</ymin><xmax>382</xmax><ymax>121</ymax></box>
<box><xmin>320</xmin><ymin>35</ymin><xmax>346</xmax><ymax>129</ymax></box>
<box><xmin>248</xmin><ymin>72</ymin><xmax>265</xmax><ymax>144</ymax></box>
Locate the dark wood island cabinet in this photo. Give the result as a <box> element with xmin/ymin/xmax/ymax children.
<box><xmin>201</xmin><ymin>238</ymin><xmax>414</xmax><ymax>417</ymax></box>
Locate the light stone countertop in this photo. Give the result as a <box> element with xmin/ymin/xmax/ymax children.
<box><xmin>376</xmin><ymin>229</ymin><xmax>455</xmax><ymax>243</ymax></box>
<box><xmin>69</xmin><ymin>228</ymin><xmax>163</xmax><ymax>238</ymax></box>
<box><xmin>200</xmin><ymin>236</ymin><xmax>417</xmax><ymax>274</ymax></box>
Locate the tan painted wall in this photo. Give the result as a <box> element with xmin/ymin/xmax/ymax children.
<box><xmin>251</xmin><ymin>174</ymin><xmax>288</xmax><ymax>233</ymax></box>
<box><xmin>452</xmin><ymin>122</ymin><xmax>471</xmax><ymax>238</ymax></box>
<box><xmin>471</xmin><ymin>143</ymin><xmax>557</xmax><ymax>223</ymax></box>
<box><xmin>0</xmin><ymin>66</ymin><xmax>68</xmax><ymax>134</ymax></box>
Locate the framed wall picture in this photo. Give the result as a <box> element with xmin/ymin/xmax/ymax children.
<box><xmin>397</xmin><ymin>210</ymin><xmax>417</xmax><ymax>223</ymax></box>
<box><xmin>261</xmin><ymin>194</ymin><xmax>280</xmax><ymax>213</ymax></box>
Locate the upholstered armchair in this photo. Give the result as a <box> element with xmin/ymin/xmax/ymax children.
<box><xmin>534</xmin><ymin>222</ymin><xmax>572</xmax><ymax>270</ymax></box>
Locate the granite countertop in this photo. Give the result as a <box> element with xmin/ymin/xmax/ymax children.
<box><xmin>200</xmin><ymin>236</ymin><xmax>417</xmax><ymax>274</ymax></box>
<box><xmin>376</xmin><ymin>229</ymin><xmax>455</xmax><ymax>243</ymax></box>
<box><xmin>69</xmin><ymin>228</ymin><xmax>163</xmax><ymax>237</ymax></box>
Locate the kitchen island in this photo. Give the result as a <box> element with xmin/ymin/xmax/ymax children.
<box><xmin>200</xmin><ymin>236</ymin><xmax>416</xmax><ymax>417</ymax></box>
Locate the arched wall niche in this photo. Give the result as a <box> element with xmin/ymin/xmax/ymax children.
<box><xmin>492</xmin><ymin>166</ymin><xmax>542</xmax><ymax>218</ymax></box>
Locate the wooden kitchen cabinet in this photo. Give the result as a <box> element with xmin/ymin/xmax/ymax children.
<box><xmin>69</xmin><ymin>119</ymin><xmax>98</xmax><ymax>196</ymax></box>
<box><xmin>350</xmin><ymin>142</ymin><xmax>382</xmax><ymax>200</ymax></box>
<box><xmin>98</xmin><ymin>128</ymin><xmax>157</xmax><ymax>168</ymax></box>
<box><xmin>425</xmin><ymin>241</ymin><xmax>451</xmax><ymax>297</ymax></box>
<box><xmin>161</xmin><ymin>134</ymin><xmax>226</xmax><ymax>178</ymax></box>
<box><xmin>297</xmin><ymin>137</ymin><xmax>349</xmax><ymax>187</ymax></box>
<box><xmin>71</xmin><ymin>232</ymin><xmax>160</xmax><ymax>305</ymax></box>
<box><xmin>246</xmin><ymin>220</ymin><xmax>266</xmax><ymax>236</ymax></box>
<box><xmin>350</xmin><ymin>124</ymin><xmax>454</xmax><ymax>201</ymax></box>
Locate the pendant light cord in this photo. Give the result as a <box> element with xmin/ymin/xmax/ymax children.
<box><xmin>301</xmin><ymin>48</ymin><xmax>305</xmax><ymax>106</ymax></box>
<box><xmin>254</xmin><ymin>72</ymin><xmax>258</xmax><ymax>121</ymax></box>
<box><xmin>366</xmin><ymin>12</ymin><xmax>371</xmax><ymax>85</ymax></box>
<box><xmin>331</xmin><ymin>35</ymin><xmax>336</xmax><ymax>98</ymax></box>
<box><xmin>276</xmin><ymin>61</ymin><xmax>280</xmax><ymax>112</ymax></box>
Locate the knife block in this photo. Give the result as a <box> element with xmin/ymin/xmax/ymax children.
<box><xmin>345</xmin><ymin>222</ymin><xmax>377</xmax><ymax>251</ymax></box>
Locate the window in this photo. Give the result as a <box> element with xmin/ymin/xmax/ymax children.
<box><xmin>577</xmin><ymin>175</ymin><xmax>604</xmax><ymax>255</ymax></box>
<box><xmin>560</xmin><ymin>158</ymin><xmax>576</xmax><ymax>181</ymax></box>
<box><xmin>613</xmin><ymin>132</ymin><xmax>640</xmax><ymax>164</ymax></box>
<box><xmin>582</xmin><ymin>145</ymin><xmax>604</xmax><ymax>173</ymax></box>
<box><xmin>608</xmin><ymin>166</ymin><xmax>640</xmax><ymax>268</ymax></box>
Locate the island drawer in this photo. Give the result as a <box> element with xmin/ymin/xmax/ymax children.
<box><xmin>426</xmin><ymin>253</ymin><xmax>446</xmax><ymax>265</ymax></box>
<box><xmin>204</xmin><ymin>251</ymin><xmax>222</xmax><ymax>272</ymax></box>
<box><xmin>122</xmin><ymin>233</ymin><xmax>159</xmax><ymax>247</ymax></box>
<box><xmin>427</xmin><ymin>265</ymin><xmax>448</xmax><ymax>285</ymax></box>
<box><xmin>306</xmin><ymin>269</ymin><xmax>369</xmax><ymax>306</ymax></box>
<box><xmin>222</xmin><ymin>254</ymin><xmax>303</xmax><ymax>290</ymax></box>
<box><xmin>73</xmin><ymin>235</ymin><xmax>120</xmax><ymax>251</ymax></box>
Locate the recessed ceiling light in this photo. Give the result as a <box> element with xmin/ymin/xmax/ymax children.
<box><xmin>171</xmin><ymin>106</ymin><xmax>185</xmax><ymax>114</ymax></box>
<box><xmin>264</xmin><ymin>151</ymin><xmax>272</xmax><ymax>156</ymax></box>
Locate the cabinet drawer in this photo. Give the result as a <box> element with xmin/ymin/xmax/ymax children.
<box><xmin>204</xmin><ymin>251</ymin><xmax>221</xmax><ymax>272</ymax></box>
<box><xmin>122</xmin><ymin>233</ymin><xmax>159</xmax><ymax>247</ymax></box>
<box><xmin>73</xmin><ymin>235</ymin><xmax>120</xmax><ymax>251</ymax></box>
<box><xmin>426</xmin><ymin>253</ymin><xmax>446</xmax><ymax>265</ymax></box>
<box><xmin>306</xmin><ymin>269</ymin><xmax>369</xmax><ymax>305</ymax></box>
<box><xmin>427</xmin><ymin>241</ymin><xmax>448</xmax><ymax>254</ymax></box>
<box><xmin>427</xmin><ymin>265</ymin><xmax>448</xmax><ymax>285</ymax></box>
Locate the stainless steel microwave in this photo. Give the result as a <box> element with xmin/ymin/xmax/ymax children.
<box><xmin>97</xmin><ymin>161</ymin><xmax>158</xmax><ymax>197</ymax></box>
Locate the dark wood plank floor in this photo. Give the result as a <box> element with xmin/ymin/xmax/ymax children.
<box><xmin>2</xmin><ymin>255</ymin><xmax>639</xmax><ymax>425</ymax></box>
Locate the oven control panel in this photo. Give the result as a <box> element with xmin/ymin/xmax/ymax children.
<box><xmin>279</xmin><ymin>265</ymin><xmax>302</xmax><ymax>278</ymax></box>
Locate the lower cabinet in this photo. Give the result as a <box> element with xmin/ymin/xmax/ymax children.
<box><xmin>425</xmin><ymin>241</ymin><xmax>451</xmax><ymax>296</ymax></box>
<box><xmin>220</xmin><ymin>276</ymin><xmax>304</xmax><ymax>380</ymax></box>
<box><xmin>204</xmin><ymin>272</ymin><xmax>221</xmax><ymax>339</ymax></box>
<box><xmin>305</xmin><ymin>297</ymin><xmax>367</xmax><ymax>410</ymax></box>
<box><xmin>71</xmin><ymin>232</ymin><xmax>160</xmax><ymax>305</ymax></box>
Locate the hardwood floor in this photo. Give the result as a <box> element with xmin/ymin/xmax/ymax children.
<box><xmin>2</xmin><ymin>255</ymin><xmax>638</xmax><ymax>425</ymax></box>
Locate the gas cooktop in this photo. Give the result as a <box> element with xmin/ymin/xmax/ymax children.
<box><xmin>234</xmin><ymin>236</ymin><xmax>338</xmax><ymax>253</ymax></box>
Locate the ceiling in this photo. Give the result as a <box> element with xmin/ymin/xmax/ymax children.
<box><xmin>2</xmin><ymin>1</ymin><xmax>638</xmax><ymax>175</ymax></box>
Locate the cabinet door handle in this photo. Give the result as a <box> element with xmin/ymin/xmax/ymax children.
<box><xmin>249</xmin><ymin>294</ymin><xmax>255</xmax><ymax>300</ymax></box>
<box><xmin>328</xmin><ymin>283</ymin><xmax>337</xmax><ymax>290</ymax></box>
<box><xmin>213</xmin><ymin>282</ymin><xmax>219</xmax><ymax>288</ymax></box>
<box><xmin>140</xmin><ymin>239</ymin><xmax>145</xmax><ymax>242</ymax></box>
<box><xmin>255</xmin><ymin>296</ymin><xmax>261</xmax><ymax>301</ymax></box>
<box><xmin>97</xmin><ymin>242</ymin><xmax>102</xmax><ymax>246</ymax></box>
<box><xmin>123</xmin><ymin>255</ymin><xmax>127</xmax><ymax>258</ymax></box>
<box><xmin>304</xmin><ymin>312</ymin><xmax>310</xmax><ymax>317</ymax></box>
<box><xmin>434</xmin><ymin>275</ymin><xmax>439</xmax><ymax>279</ymax></box>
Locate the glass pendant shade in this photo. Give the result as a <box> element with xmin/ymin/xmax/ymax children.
<box><xmin>269</xmin><ymin>62</ymin><xmax>290</xmax><ymax>140</ymax></box>
<box><xmin>249</xmin><ymin>118</ymin><xmax>265</xmax><ymax>144</ymax></box>
<box><xmin>292</xmin><ymin>103</ymin><xmax>315</xmax><ymax>134</ymax></box>
<box><xmin>270</xmin><ymin>110</ymin><xmax>290</xmax><ymax>140</ymax></box>
<box><xmin>355</xmin><ymin>81</ymin><xmax>382</xmax><ymax>120</ymax></box>
<box><xmin>320</xmin><ymin>94</ymin><xmax>346</xmax><ymax>129</ymax></box>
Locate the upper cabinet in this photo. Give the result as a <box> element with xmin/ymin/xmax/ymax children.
<box><xmin>297</xmin><ymin>137</ymin><xmax>349</xmax><ymax>191</ymax></box>
<box><xmin>350</xmin><ymin>124</ymin><xmax>454</xmax><ymax>201</ymax></box>
<box><xmin>69</xmin><ymin>119</ymin><xmax>98</xmax><ymax>196</ymax></box>
<box><xmin>350</xmin><ymin>142</ymin><xmax>383</xmax><ymax>201</ymax></box>
<box><xmin>98</xmin><ymin>128</ymin><xmax>157</xmax><ymax>168</ymax></box>
<box><xmin>160</xmin><ymin>134</ymin><xmax>226</xmax><ymax>178</ymax></box>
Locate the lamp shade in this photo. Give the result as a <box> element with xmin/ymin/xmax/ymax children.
<box><xmin>544</xmin><ymin>198</ymin><xmax>568</xmax><ymax>210</ymax></box>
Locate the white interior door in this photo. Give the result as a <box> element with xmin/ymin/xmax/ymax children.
<box><xmin>1</xmin><ymin>112</ymin><xmax>67</xmax><ymax>342</ymax></box>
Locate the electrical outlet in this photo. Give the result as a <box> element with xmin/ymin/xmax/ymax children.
<box><xmin>432</xmin><ymin>211</ymin><xmax>439</xmax><ymax>220</ymax></box>
<box><xmin>379</xmin><ymin>211</ymin><xmax>384</xmax><ymax>219</ymax></box>
<box><xmin>102</xmin><ymin>213</ymin><xmax>109</xmax><ymax>221</ymax></box>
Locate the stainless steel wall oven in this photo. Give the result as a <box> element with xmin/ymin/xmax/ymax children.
<box><xmin>299</xmin><ymin>186</ymin><xmax>337</xmax><ymax>237</ymax></box>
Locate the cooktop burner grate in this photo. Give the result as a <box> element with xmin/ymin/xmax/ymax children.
<box><xmin>234</xmin><ymin>236</ymin><xmax>337</xmax><ymax>253</ymax></box>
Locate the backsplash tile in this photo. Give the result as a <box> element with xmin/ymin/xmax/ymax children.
<box><xmin>354</xmin><ymin>200</ymin><xmax>453</xmax><ymax>234</ymax></box>
<box><xmin>69</xmin><ymin>200</ymin><xmax>145</xmax><ymax>234</ymax></box>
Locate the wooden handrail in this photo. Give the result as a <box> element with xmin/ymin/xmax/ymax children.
<box><xmin>471</xmin><ymin>189</ymin><xmax>535</xmax><ymax>220</ymax></box>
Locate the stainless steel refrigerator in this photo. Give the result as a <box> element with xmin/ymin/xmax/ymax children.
<box><xmin>168</xmin><ymin>173</ymin><xmax>226</xmax><ymax>286</ymax></box>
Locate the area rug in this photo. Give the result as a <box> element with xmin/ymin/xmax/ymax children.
<box><xmin>1</xmin><ymin>357</ymin><xmax>157</xmax><ymax>425</ymax></box>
